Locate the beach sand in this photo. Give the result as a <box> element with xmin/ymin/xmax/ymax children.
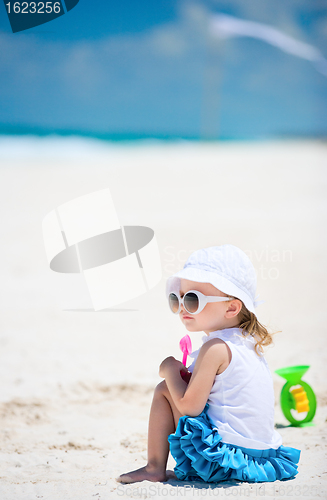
<box><xmin>0</xmin><ymin>137</ymin><xmax>326</xmax><ymax>499</ymax></box>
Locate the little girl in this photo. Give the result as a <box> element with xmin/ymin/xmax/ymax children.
<box><xmin>117</xmin><ymin>244</ymin><xmax>301</xmax><ymax>484</ymax></box>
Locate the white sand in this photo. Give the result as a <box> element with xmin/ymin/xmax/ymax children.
<box><xmin>0</xmin><ymin>137</ymin><xmax>326</xmax><ymax>499</ymax></box>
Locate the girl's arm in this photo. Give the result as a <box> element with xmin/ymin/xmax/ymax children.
<box><xmin>159</xmin><ymin>338</ymin><xmax>229</xmax><ymax>417</ymax></box>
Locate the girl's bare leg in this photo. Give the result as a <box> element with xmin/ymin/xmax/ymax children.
<box><xmin>116</xmin><ymin>380</ymin><xmax>183</xmax><ymax>484</ymax></box>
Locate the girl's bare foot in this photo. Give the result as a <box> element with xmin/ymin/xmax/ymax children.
<box><xmin>116</xmin><ymin>465</ymin><xmax>176</xmax><ymax>484</ymax></box>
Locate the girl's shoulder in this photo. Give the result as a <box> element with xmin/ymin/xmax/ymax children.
<box><xmin>199</xmin><ymin>337</ymin><xmax>232</xmax><ymax>375</ymax></box>
<box><xmin>188</xmin><ymin>334</ymin><xmax>232</xmax><ymax>373</ymax></box>
<box><xmin>200</xmin><ymin>336</ymin><xmax>231</xmax><ymax>354</ymax></box>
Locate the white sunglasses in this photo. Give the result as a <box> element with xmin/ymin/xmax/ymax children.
<box><xmin>168</xmin><ymin>290</ymin><xmax>233</xmax><ymax>315</ymax></box>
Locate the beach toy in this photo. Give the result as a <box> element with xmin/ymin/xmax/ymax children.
<box><xmin>179</xmin><ymin>335</ymin><xmax>192</xmax><ymax>383</ymax></box>
<box><xmin>275</xmin><ymin>365</ymin><xmax>317</xmax><ymax>426</ymax></box>
<box><xmin>179</xmin><ymin>334</ymin><xmax>192</xmax><ymax>366</ymax></box>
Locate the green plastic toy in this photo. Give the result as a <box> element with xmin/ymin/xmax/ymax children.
<box><xmin>275</xmin><ymin>365</ymin><xmax>317</xmax><ymax>426</ymax></box>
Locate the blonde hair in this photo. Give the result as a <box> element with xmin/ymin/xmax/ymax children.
<box><xmin>227</xmin><ymin>296</ymin><xmax>280</xmax><ymax>355</ymax></box>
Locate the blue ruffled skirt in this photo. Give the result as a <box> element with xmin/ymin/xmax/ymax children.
<box><xmin>168</xmin><ymin>403</ymin><xmax>301</xmax><ymax>483</ymax></box>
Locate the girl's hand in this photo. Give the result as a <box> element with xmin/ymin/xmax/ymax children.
<box><xmin>159</xmin><ymin>356</ymin><xmax>185</xmax><ymax>378</ymax></box>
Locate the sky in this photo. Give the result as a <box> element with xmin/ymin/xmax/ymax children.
<box><xmin>0</xmin><ymin>0</ymin><xmax>326</xmax><ymax>140</ymax></box>
<box><xmin>0</xmin><ymin>1</ymin><xmax>178</xmax><ymax>40</ymax></box>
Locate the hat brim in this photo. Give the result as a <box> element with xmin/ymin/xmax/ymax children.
<box><xmin>166</xmin><ymin>268</ymin><xmax>256</xmax><ymax>314</ymax></box>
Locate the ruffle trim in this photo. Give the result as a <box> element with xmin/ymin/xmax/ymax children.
<box><xmin>168</xmin><ymin>404</ymin><xmax>301</xmax><ymax>483</ymax></box>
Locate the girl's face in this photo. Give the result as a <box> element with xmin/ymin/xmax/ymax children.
<box><xmin>179</xmin><ymin>279</ymin><xmax>243</xmax><ymax>335</ymax></box>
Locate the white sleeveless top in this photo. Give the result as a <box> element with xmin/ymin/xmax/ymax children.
<box><xmin>187</xmin><ymin>327</ymin><xmax>283</xmax><ymax>450</ymax></box>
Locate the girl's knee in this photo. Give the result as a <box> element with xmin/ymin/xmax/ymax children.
<box><xmin>155</xmin><ymin>380</ymin><xmax>168</xmax><ymax>395</ymax></box>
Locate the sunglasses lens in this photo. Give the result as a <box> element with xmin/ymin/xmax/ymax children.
<box><xmin>169</xmin><ymin>293</ymin><xmax>179</xmax><ymax>313</ymax></box>
<box><xmin>184</xmin><ymin>292</ymin><xmax>199</xmax><ymax>314</ymax></box>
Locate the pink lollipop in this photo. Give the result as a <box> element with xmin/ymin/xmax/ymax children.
<box><xmin>179</xmin><ymin>334</ymin><xmax>192</xmax><ymax>366</ymax></box>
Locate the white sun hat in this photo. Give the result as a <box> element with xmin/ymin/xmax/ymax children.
<box><xmin>165</xmin><ymin>244</ymin><xmax>264</xmax><ymax>314</ymax></box>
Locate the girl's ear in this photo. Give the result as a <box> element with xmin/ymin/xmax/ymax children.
<box><xmin>225</xmin><ymin>299</ymin><xmax>242</xmax><ymax>318</ymax></box>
